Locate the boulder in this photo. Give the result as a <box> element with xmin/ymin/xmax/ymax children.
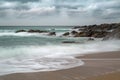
<box><xmin>74</xmin><ymin>32</ymin><xmax>87</xmax><ymax>37</ymax></box>
<box><xmin>62</xmin><ymin>32</ymin><xmax>70</xmax><ymax>36</ymax></box>
<box><xmin>71</xmin><ymin>31</ymin><xmax>78</xmax><ymax>35</ymax></box>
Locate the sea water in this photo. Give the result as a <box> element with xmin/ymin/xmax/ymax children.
<box><xmin>0</xmin><ymin>26</ymin><xmax>120</xmax><ymax>76</ymax></box>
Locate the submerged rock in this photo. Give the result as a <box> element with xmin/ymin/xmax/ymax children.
<box><xmin>62</xmin><ymin>41</ymin><xmax>78</xmax><ymax>43</ymax></box>
<box><xmin>16</xmin><ymin>30</ymin><xmax>26</xmax><ymax>33</ymax></box>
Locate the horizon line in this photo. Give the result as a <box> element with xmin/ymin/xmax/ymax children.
<box><xmin>0</xmin><ymin>22</ymin><xmax>119</xmax><ymax>27</ymax></box>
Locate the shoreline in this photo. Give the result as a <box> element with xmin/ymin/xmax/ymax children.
<box><xmin>0</xmin><ymin>51</ymin><xmax>120</xmax><ymax>80</ymax></box>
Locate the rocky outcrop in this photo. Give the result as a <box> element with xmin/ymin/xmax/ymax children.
<box><xmin>16</xmin><ymin>29</ymin><xmax>49</xmax><ymax>33</ymax></box>
<box><xmin>62</xmin><ymin>23</ymin><xmax>120</xmax><ymax>38</ymax></box>
<box><xmin>103</xmin><ymin>27</ymin><xmax>120</xmax><ymax>40</ymax></box>
<box><xmin>28</xmin><ymin>30</ymin><xmax>49</xmax><ymax>33</ymax></box>
<box><xmin>73</xmin><ymin>23</ymin><xmax>120</xmax><ymax>31</ymax></box>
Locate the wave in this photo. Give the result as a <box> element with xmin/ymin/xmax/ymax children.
<box><xmin>0</xmin><ymin>32</ymin><xmax>49</xmax><ymax>37</ymax></box>
<box><xmin>0</xmin><ymin>40</ymin><xmax>120</xmax><ymax>75</ymax></box>
<box><xmin>0</xmin><ymin>45</ymin><xmax>84</xmax><ymax>76</ymax></box>
<box><xmin>0</xmin><ymin>30</ymin><xmax>65</xmax><ymax>37</ymax></box>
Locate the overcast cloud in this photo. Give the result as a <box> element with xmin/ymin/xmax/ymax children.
<box><xmin>0</xmin><ymin>0</ymin><xmax>120</xmax><ymax>25</ymax></box>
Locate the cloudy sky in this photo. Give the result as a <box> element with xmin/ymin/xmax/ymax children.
<box><xmin>0</xmin><ymin>0</ymin><xmax>120</xmax><ymax>26</ymax></box>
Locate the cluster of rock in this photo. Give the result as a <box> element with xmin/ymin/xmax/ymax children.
<box><xmin>15</xmin><ymin>29</ymin><xmax>56</xmax><ymax>36</ymax></box>
<box><xmin>62</xmin><ymin>23</ymin><xmax>120</xmax><ymax>40</ymax></box>
<box><xmin>15</xmin><ymin>23</ymin><xmax>120</xmax><ymax>41</ymax></box>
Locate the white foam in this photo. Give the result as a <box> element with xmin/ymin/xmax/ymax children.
<box><xmin>0</xmin><ymin>32</ymin><xmax>48</xmax><ymax>37</ymax></box>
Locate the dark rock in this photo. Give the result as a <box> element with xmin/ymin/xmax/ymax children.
<box><xmin>71</xmin><ymin>31</ymin><xmax>78</xmax><ymax>35</ymax></box>
<box><xmin>91</xmin><ymin>31</ymin><xmax>109</xmax><ymax>38</ymax></box>
<box><xmin>72</xmin><ymin>30</ymin><xmax>109</xmax><ymax>38</ymax></box>
<box><xmin>74</xmin><ymin>32</ymin><xmax>87</xmax><ymax>37</ymax></box>
<box><xmin>72</xmin><ymin>26</ymin><xmax>81</xmax><ymax>29</ymax></box>
<box><xmin>16</xmin><ymin>29</ymin><xmax>49</xmax><ymax>33</ymax></box>
<box><xmin>61</xmin><ymin>23</ymin><xmax>120</xmax><ymax>38</ymax></box>
<box><xmin>28</xmin><ymin>30</ymin><xmax>48</xmax><ymax>33</ymax></box>
<box><xmin>62</xmin><ymin>41</ymin><xmax>78</xmax><ymax>43</ymax></box>
<box><xmin>48</xmin><ymin>32</ymin><xmax>56</xmax><ymax>36</ymax></box>
<box><xmin>62</xmin><ymin>32</ymin><xmax>70</xmax><ymax>36</ymax></box>
<box><xmin>16</xmin><ymin>30</ymin><xmax>26</xmax><ymax>33</ymax></box>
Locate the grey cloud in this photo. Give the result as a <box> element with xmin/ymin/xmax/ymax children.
<box><xmin>88</xmin><ymin>1</ymin><xmax>120</xmax><ymax>19</ymax></box>
<box><xmin>0</xmin><ymin>0</ymin><xmax>120</xmax><ymax>20</ymax></box>
<box><xmin>0</xmin><ymin>11</ymin><xmax>7</xmax><ymax>18</ymax></box>
<box><xmin>1</xmin><ymin>0</ymin><xmax>39</xmax><ymax>3</ymax></box>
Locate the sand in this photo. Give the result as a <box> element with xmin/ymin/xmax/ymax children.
<box><xmin>0</xmin><ymin>51</ymin><xmax>120</xmax><ymax>80</ymax></box>
<box><xmin>85</xmin><ymin>72</ymin><xmax>120</xmax><ymax>80</ymax></box>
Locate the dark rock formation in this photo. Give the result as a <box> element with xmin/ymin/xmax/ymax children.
<box><xmin>16</xmin><ymin>29</ymin><xmax>49</xmax><ymax>33</ymax></box>
<box><xmin>16</xmin><ymin>30</ymin><xmax>26</xmax><ymax>33</ymax></box>
<box><xmin>28</xmin><ymin>30</ymin><xmax>48</xmax><ymax>33</ymax></box>
<box><xmin>63</xmin><ymin>23</ymin><xmax>120</xmax><ymax>38</ymax></box>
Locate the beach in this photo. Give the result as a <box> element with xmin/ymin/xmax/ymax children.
<box><xmin>0</xmin><ymin>0</ymin><xmax>120</xmax><ymax>79</ymax></box>
<box><xmin>0</xmin><ymin>51</ymin><xmax>120</xmax><ymax>80</ymax></box>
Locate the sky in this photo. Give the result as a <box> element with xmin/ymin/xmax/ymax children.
<box><xmin>0</xmin><ymin>0</ymin><xmax>120</xmax><ymax>26</ymax></box>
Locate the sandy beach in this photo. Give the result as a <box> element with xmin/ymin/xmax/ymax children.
<box><xmin>0</xmin><ymin>51</ymin><xmax>120</xmax><ymax>80</ymax></box>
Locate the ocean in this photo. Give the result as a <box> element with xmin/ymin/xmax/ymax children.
<box><xmin>0</xmin><ymin>26</ymin><xmax>120</xmax><ymax>76</ymax></box>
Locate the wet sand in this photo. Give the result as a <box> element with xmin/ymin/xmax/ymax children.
<box><xmin>0</xmin><ymin>51</ymin><xmax>120</xmax><ymax>80</ymax></box>
<box><xmin>85</xmin><ymin>72</ymin><xmax>120</xmax><ymax>80</ymax></box>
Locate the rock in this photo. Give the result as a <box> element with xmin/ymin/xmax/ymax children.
<box><xmin>91</xmin><ymin>31</ymin><xmax>109</xmax><ymax>38</ymax></box>
<box><xmin>103</xmin><ymin>27</ymin><xmax>120</xmax><ymax>40</ymax></box>
<box><xmin>16</xmin><ymin>29</ymin><xmax>49</xmax><ymax>33</ymax></box>
<box><xmin>48</xmin><ymin>32</ymin><xmax>56</xmax><ymax>36</ymax></box>
<box><xmin>62</xmin><ymin>41</ymin><xmax>78</xmax><ymax>43</ymax></box>
<box><xmin>71</xmin><ymin>31</ymin><xmax>78</xmax><ymax>35</ymax></box>
<box><xmin>74</xmin><ymin>32</ymin><xmax>87</xmax><ymax>37</ymax></box>
<box><xmin>28</xmin><ymin>30</ymin><xmax>48</xmax><ymax>33</ymax></box>
<box><xmin>16</xmin><ymin>30</ymin><xmax>26</xmax><ymax>33</ymax></box>
<box><xmin>62</xmin><ymin>32</ymin><xmax>70</xmax><ymax>36</ymax></box>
